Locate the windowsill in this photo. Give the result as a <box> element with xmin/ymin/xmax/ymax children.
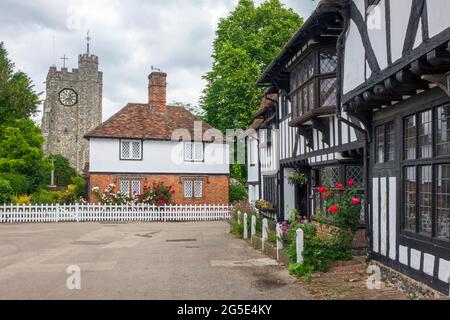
<box><xmin>120</xmin><ymin>158</ymin><xmax>143</xmax><ymax>161</ymax></box>
<box><xmin>399</xmin><ymin>231</ymin><xmax>450</xmax><ymax>253</ymax></box>
<box><xmin>289</xmin><ymin>106</ymin><xmax>336</xmax><ymax>127</ymax></box>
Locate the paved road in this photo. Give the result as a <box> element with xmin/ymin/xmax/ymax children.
<box><xmin>0</xmin><ymin>222</ymin><xmax>311</xmax><ymax>300</ymax></box>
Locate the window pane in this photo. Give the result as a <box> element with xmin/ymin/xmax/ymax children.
<box><xmin>122</xmin><ymin>141</ymin><xmax>131</xmax><ymax>159</ymax></box>
<box><xmin>194</xmin><ymin>143</ymin><xmax>204</xmax><ymax>161</ymax></box>
<box><xmin>436</xmin><ymin>105</ymin><xmax>450</xmax><ymax>156</ymax></box>
<box><xmin>184</xmin><ymin>142</ymin><xmax>193</xmax><ymax>161</ymax></box>
<box><xmin>131</xmin><ymin>180</ymin><xmax>141</xmax><ymax>196</ymax></box>
<box><xmin>308</xmin><ymin>83</ymin><xmax>314</xmax><ymax>109</ymax></box>
<box><xmin>132</xmin><ymin>142</ymin><xmax>141</xmax><ymax>159</ymax></box>
<box><xmin>320</xmin><ymin>167</ymin><xmax>339</xmax><ymax>187</ymax></box>
<box><xmin>419</xmin><ymin>111</ymin><xmax>432</xmax><ymax>158</ymax></box>
<box><xmin>419</xmin><ymin>166</ymin><xmax>432</xmax><ymax>235</ymax></box>
<box><xmin>320</xmin><ymin>78</ymin><xmax>337</xmax><ymax>107</ymax></box>
<box><xmin>404</xmin><ymin>167</ymin><xmax>416</xmax><ymax>232</ymax></box>
<box><xmin>376</xmin><ymin>126</ymin><xmax>385</xmax><ymax>163</ymax></box>
<box><xmin>184</xmin><ymin>181</ymin><xmax>193</xmax><ymax>198</ymax></box>
<box><xmin>404</xmin><ymin>116</ymin><xmax>416</xmax><ymax>160</ymax></box>
<box><xmin>346</xmin><ymin>166</ymin><xmax>364</xmax><ymax>188</ymax></box>
<box><xmin>120</xmin><ymin>180</ymin><xmax>130</xmax><ymax>196</ymax></box>
<box><xmin>436</xmin><ymin>165</ymin><xmax>450</xmax><ymax>239</ymax></box>
<box><xmin>386</xmin><ymin>123</ymin><xmax>395</xmax><ymax>161</ymax></box>
<box><xmin>303</xmin><ymin>87</ymin><xmax>308</xmax><ymax>113</ymax></box>
<box><xmin>320</xmin><ymin>50</ymin><xmax>337</xmax><ymax>74</ymax></box>
<box><xmin>194</xmin><ymin>181</ymin><xmax>203</xmax><ymax>198</ymax></box>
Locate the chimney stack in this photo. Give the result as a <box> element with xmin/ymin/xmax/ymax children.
<box><xmin>148</xmin><ymin>72</ymin><xmax>167</xmax><ymax>113</ymax></box>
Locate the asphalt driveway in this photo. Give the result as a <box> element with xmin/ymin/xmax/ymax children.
<box><xmin>0</xmin><ymin>221</ymin><xmax>311</xmax><ymax>300</ymax></box>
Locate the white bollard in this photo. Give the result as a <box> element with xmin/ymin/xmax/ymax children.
<box><xmin>296</xmin><ymin>228</ymin><xmax>304</xmax><ymax>264</ymax></box>
<box><xmin>262</xmin><ymin>218</ymin><xmax>268</xmax><ymax>251</ymax></box>
<box><xmin>237</xmin><ymin>211</ymin><xmax>242</xmax><ymax>225</ymax></box>
<box><xmin>243</xmin><ymin>213</ymin><xmax>248</xmax><ymax>240</ymax></box>
<box><xmin>276</xmin><ymin>223</ymin><xmax>283</xmax><ymax>261</ymax></box>
<box><xmin>251</xmin><ymin>215</ymin><xmax>257</xmax><ymax>244</ymax></box>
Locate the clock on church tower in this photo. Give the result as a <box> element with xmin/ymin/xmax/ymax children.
<box><xmin>59</xmin><ymin>88</ymin><xmax>78</xmax><ymax>106</ymax></box>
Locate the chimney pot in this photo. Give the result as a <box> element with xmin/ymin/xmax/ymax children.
<box><xmin>148</xmin><ymin>72</ymin><xmax>167</xmax><ymax>112</ymax></box>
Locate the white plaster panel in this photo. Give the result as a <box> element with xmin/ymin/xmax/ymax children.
<box><xmin>343</xmin><ymin>20</ymin><xmax>366</xmax><ymax>93</ymax></box>
<box><xmin>373</xmin><ymin>178</ymin><xmax>380</xmax><ymax>253</ymax></box>
<box><xmin>367</xmin><ymin>0</ymin><xmax>388</xmax><ymax>70</ymax></box>
<box><xmin>427</xmin><ymin>0</ymin><xmax>450</xmax><ymax>38</ymax></box>
<box><xmin>380</xmin><ymin>177</ymin><xmax>387</xmax><ymax>257</ymax></box>
<box><xmin>283</xmin><ymin>168</ymin><xmax>296</xmax><ymax>221</ymax></box>
<box><xmin>390</xmin><ymin>0</ymin><xmax>412</xmax><ymax>62</ymax></box>
<box><xmin>389</xmin><ymin>177</ymin><xmax>397</xmax><ymax>260</ymax></box>
<box><xmin>399</xmin><ymin>245</ymin><xmax>409</xmax><ymax>266</ymax></box>
<box><xmin>410</xmin><ymin>249</ymin><xmax>421</xmax><ymax>271</ymax></box>
<box><xmin>438</xmin><ymin>259</ymin><xmax>450</xmax><ymax>283</ymax></box>
<box><xmin>423</xmin><ymin>253</ymin><xmax>435</xmax><ymax>277</ymax></box>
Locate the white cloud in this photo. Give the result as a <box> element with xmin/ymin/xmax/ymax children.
<box><xmin>0</xmin><ymin>0</ymin><xmax>316</xmax><ymax>122</ymax></box>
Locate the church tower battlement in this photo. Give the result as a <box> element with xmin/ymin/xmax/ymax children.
<box><xmin>41</xmin><ymin>42</ymin><xmax>103</xmax><ymax>173</ymax></box>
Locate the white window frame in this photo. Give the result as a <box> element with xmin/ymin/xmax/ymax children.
<box><xmin>121</xmin><ymin>139</ymin><xmax>143</xmax><ymax>160</ymax></box>
<box><xmin>194</xmin><ymin>180</ymin><xmax>203</xmax><ymax>198</ymax></box>
<box><xmin>120</xmin><ymin>179</ymin><xmax>141</xmax><ymax>197</ymax></box>
<box><xmin>184</xmin><ymin>180</ymin><xmax>193</xmax><ymax>198</ymax></box>
<box><xmin>184</xmin><ymin>142</ymin><xmax>204</xmax><ymax>162</ymax></box>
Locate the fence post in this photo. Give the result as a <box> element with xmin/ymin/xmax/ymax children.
<box><xmin>243</xmin><ymin>213</ymin><xmax>248</xmax><ymax>240</ymax></box>
<box><xmin>251</xmin><ymin>215</ymin><xmax>257</xmax><ymax>244</ymax></box>
<box><xmin>237</xmin><ymin>211</ymin><xmax>242</xmax><ymax>225</ymax></box>
<box><xmin>75</xmin><ymin>203</ymin><xmax>80</xmax><ymax>223</ymax></box>
<box><xmin>296</xmin><ymin>228</ymin><xmax>304</xmax><ymax>264</ymax></box>
<box><xmin>276</xmin><ymin>223</ymin><xmax>283</xmax><ymax>261</ymax></box>
<box><xmin>262</xmin><ymin>218</ymin><xmax>268</xmax><ymax>252</ymax></box>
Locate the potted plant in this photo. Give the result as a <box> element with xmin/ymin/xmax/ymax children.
<box><xmin>288</xmin><ymin>170</ymin><xmax>307</xmax><ymax>186</ymax></box>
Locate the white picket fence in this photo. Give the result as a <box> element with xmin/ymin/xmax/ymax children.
<box><xmin>0</xmin><ymin>204</ymin><xmax>232</xmax><ymax>224</ymax></box>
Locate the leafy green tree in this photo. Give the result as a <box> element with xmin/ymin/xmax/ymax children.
<box><xmin>46</xmin><ymin>155</ymin><xmax>78</xmax><ymax>187</ymax></box>
<box><xmin>200</xmin><ymin>0</ymin><xmax>303</xmax><ymax>132</ymax></box>
<box><xmin>0</xmin><ymin>177</ymin><xmax>13</xmax><ymax>204</ymax></box>
<box><xmin>0</xmin><ymin>172</ymin><xmax>29</xmax><ymax>195</ymax></box>
<box><xmin>0</xmin><ymin>119</ymin><xmax>52</xmax><ymax>192</ymax></box>
<box><xmin>0</xmin><ymin>42</ymin><xmax>41</xmax><ymax>125</ymax></box>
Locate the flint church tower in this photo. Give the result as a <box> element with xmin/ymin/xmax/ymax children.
<box><xmin>41</xmin><ymin>34</ymin><xmax>103</xmax><ymax>173</ymax></box>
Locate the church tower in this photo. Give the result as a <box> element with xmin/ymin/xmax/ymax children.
<box><xmin>41</xmin><ymin>35</ymin><xmax>103</xmax><ymax>173</ymax></box>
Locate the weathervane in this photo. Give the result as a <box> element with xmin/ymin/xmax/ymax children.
<box><xmin>86</xmin><ymin>30</ymin><xmax>91</xmax><ymax>55</ymax></box>
<box><xmin>151</xmin><ymin>65</ymin><xmax>161</xmax><ymax>72</ymax></box>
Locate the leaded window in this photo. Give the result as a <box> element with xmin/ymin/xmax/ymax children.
<box><xmin>120</xmin><ymin>179</ymin><xmax>141</xmax><ymax>197</ymax></box>
<box><xmin>404</xmin><ymin>116</ymin><xmax>416</xmax><ymax>160</ymax></box>
<box><xmin>402</xmin><ymin>105</ymin><xmax>450</xmax><ymax>242</ymax></box>
<box><xmin>194</xmin><ymin>181</ymin><xmax>203</xmax><ymax>198</ymax></box>
<box><xmin>184</xmin><ymin>142</ymin><xmax>204</xmax><ymax>162</ymax></box>
<box><xmin>346</xmin><ymin>166</ymin><xmax>364</xmax><ymax>188</ymax></box>
<box><xmin>320</xmin><ymin>166</ymin><xmax>340</xmax><ymax>187</ymax></box>
<box><xmin>184</xmin><ymin>180</ymin><xmax>193</xmax><ymax>198</ymax></box>
<box><xmin>436</xmin><ymin>105</ymin><xmax>450</xmax><ymax>156</ymax></box>
<box><xmin>184</xmin><ymin>179</ymin><xmax>204</xmax><ymax>199</ymax></box>
<box><xmin>437</xmin><ymin>165</ymin><xmax>450</xmax><ymax>239</ymax></box>
<box><xmin>290</xmin><ymin>48</ymin><xmax>337</xmax><ymax>120</ymax></box>
<box><xmin>375</xmin><ymin>122</ymin><xmax>395</xmax><ymax>163</ymax></box>
<box><xmin>121</xmin><ymin>140</ymin><xmax>142</xmax><ymax>160</ymax></box>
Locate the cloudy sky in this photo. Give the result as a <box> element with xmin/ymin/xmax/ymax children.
<box><xmin>0</xmin><ymin>0</ymin><xmax>316</xmax><ymax>122</ymax></box>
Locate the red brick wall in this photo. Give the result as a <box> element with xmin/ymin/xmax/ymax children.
<box><xmin>89</xmin><ymin>174</ymin><xmax>229</xmax><ymax>205</ymax></box>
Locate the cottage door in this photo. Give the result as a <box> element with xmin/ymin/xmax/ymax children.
<box><xmin>295</xmin><ymin>183</ymin><xmax>308</xmax><ymax>218</ymax></box>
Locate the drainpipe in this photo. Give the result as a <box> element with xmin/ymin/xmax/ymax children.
<box><xmin>335</xmin><ymin>3</ymin><xmax>372</xmax><ymax>256</ymax></box>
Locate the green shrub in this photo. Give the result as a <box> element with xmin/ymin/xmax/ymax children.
<box><xmin>0</xmin><ymin>172</ymin><xmax>29</xmax><ymax>195</ymax></box>
<box><xmin>31</xmin><ymin>189</ymin><xmax>63</xmax><ymax>204</ymax></box>
<box><xmin>0</xmin><ymin>178</ymin><xmax>13</xmax><ymax>204</ymax></box>
<box><xmin>46</xmin><ymin>155</ymin><xmax>78</xmax><ymax>187</ymax></box>
<box><xmin>229</xmin><ymin>184</ymin><xmax>248</xmax><ymax>203</ymax></box>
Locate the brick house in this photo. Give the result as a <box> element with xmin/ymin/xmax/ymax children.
<box><xmin>85</xmin><ymin>72</ymin><xmax>230</xmax><ymax>204</ymax></box>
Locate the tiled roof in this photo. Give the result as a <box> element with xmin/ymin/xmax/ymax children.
<box><xmin>85</xmin><ymin>104</ymin><xmax>220</xmax><ymax>142</ymax></box>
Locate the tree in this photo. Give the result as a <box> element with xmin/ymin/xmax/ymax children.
<box><xmin>46</xmin><ymin>155</ymin><xmax>78</xmax><ymax>187</ymax></box>
<box><xmin>200</xmin><ymin>0</ymin><xmax>303</xmax><ymax>132</ymax></box>
<box><xmin>0</xmin><ymin>119</ymin><xmax>52</xmax><ymax>192</ymax></box>
<box><xmin>0</xmin><ymin>42</ymin><xmax>41</xmax><ymax>125</ymax></box>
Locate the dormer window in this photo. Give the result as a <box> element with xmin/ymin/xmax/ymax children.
<box><xmin>290</xmin><ymin>47</ymin><xmax>337</xmax><ymax>122</ymax></box>
<box><xmin>120</xmin><ymin>139</ymin><xmax>143</xmax><ymax>160</ymax></box>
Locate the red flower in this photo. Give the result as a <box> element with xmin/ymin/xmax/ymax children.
<box><xmin>352</xmin><ymin>197</ymin><xmax>361</xmax><ymax>205</ymax></box>
<box><xmin>158</xmin><ymin>200</ymin><xmax>164</xmax><ymax>205</ymax></box>
<box><xmin>337</xmin><ymin>183</ymin><xmax>343</xmax><ymax>190</ymax></box>
<box><xmin>329</xmin><ymin>205</ymin><xmax>340</xmax><ymax>214</ymax></box>
<box><xmin>171</xmin><ymin>190</ymin><xmax>176</xmax><ymax>194</ymax></box>
<box><xmin>348</xmin><ymin>179</ymin><xmax>354</xmax><ymax>186</ymax></box>
<box><xmin>319</xmin><ymin>187</ymin><xmax>327</xmax><ymax>193</ymax></box>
